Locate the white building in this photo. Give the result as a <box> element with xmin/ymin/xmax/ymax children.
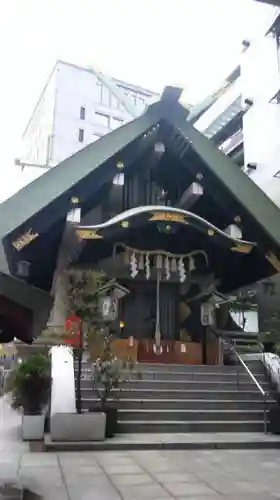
<box><xmin>20</xmin><ymin>61</ymin><xmax>159</xmax><ymax>168</ymax></box>
<box><xmin>241</xmin><ymin>10</ymin><xmax>280</xmax><ymax>197</ymax></box>
<box><xmin>192</xmin><ymin>5</ymin><xmax>280</xmax><ymax>206</ymax></box>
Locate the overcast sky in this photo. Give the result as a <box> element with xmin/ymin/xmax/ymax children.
<box><xmin>0</xmin><ymin>0</ymin><xmax>276</xmax><ymax>202</ymax></box>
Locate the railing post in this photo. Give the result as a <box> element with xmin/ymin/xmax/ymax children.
<box><xmin>264</xmin><ymin>393</ymin><xmax>268</xmax><ymax>434</ymax></box>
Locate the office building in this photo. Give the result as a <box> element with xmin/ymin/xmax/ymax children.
<box><xmin>20</xmin><ymin>61</ymin><xmax>159</xmax><ymax>168</ymax></box>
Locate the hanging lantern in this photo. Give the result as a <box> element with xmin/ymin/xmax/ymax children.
<box><xmin>225</xmin><ymin>224</ymin><xmax>242</xmax><ymax>239</ymax></box>
<box><xmin>17</xmin><ymin>260</ymin><xmax>31</xmax><ymax>278</ymax></box>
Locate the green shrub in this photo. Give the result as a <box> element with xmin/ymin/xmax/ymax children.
<box><xmin>5</xmin><ymin>353</ymin><xmax>51</xmax><ymax>414</ymax></box>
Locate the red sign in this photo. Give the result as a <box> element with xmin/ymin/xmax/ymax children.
<box><xmin>65</xmin><ymin>315</ymin><xmax>80</xmax><ymax>347</ymax></box>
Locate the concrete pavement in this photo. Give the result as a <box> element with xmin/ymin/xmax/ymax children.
<box><xmin>1</xmin><ymin>397</ymin><xmax>280</xmax><ymax>499</ymax></box>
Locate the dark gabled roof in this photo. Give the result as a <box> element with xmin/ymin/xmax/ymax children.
<box><xmin>5</xmin><ymin>86</ymin><xmax>280</xmax><ymax>252</ymax></box>
<box><xmin>2</xmin><ymin>85</ymin><xmax>280</xmax><ymax>301</ymax></box>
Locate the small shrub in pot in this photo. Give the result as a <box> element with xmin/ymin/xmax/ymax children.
<box><xmin>5</xmin><ymin>353</ymin><xmax>51</xmax><ymax>415</ymax></box>
<box><xmin>91</xmin><ymin>335</ymin><xmax>134</xmax><ymax>438</ymax></box>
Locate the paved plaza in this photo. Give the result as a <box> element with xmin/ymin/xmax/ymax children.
<box><xmin>2</xmin><ymin>398</ymin><xmax>280</xmax><ymax>499</ymax></box>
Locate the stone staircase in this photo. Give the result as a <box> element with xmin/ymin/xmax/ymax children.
<box><xmin>77</xmin><ymin>360</ymin><xmax>274</xmax><ymax>434</ymax></box>
<box><xmin>218</xmin><ymin>330</ymin><xmax>262</xmax><ymax>362</ymax></box>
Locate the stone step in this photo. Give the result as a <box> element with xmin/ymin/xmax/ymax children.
<box><xmin>126</xmin><ymin>371</ymin><xmax>266</xmax><ymax>382</ymax></box>
<box><xmin>117</xmin><ymin>420</ymin><xmax>265</xmax><ymax>433</ymax></box>
<box><xmin>139</xmin><ymin>361</ymin><xmax>264</xmax><ymax>372</ymax></box>
<box><xmin>76</xmin><ymin>369</ymin><xmax>267</xmax><ymax>383</ymax></box>
<box><xmin>242</xmin><ymin>360</ymin><xmax>265</xmax><ymax>369</ymax></box>
<box><xmin>117</xmin><ymin>409</ymin><xmax>264</xmax><ymax>422</ymax></box>
<box><xmin>81</xmin><ymin>398</ymin><xmax>273</xmax><ymax>411</ymax></box>
<box><xmin>79</xmin><ymin>379</ymin><xmax>268</xmax><ymax>391</ymax></box>
<box><xmin>45</xmin><ymin>432</ymin><xmax>280</xmax><ymax>451</ymax></box>
<box><xmin>80</xmin><ymin>388</ymin><xmax>265</xmax><ymax>400</ymax></box>
<box><xmin>76</xmin><ymin>361</ymin><xmax>257</xmax><ymax>373</ymax></box>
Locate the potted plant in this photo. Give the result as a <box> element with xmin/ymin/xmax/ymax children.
<box><xmin>65</xmin><ymin>268</ymin><xmax>107</xmax><ymax>414</ymax></box>
<box><xmin>5</xmin><ymin>353</ymin><xmax>51</xmax><ymax>440</ymax></box>
<box><xmin>91</xmin><ymin>334</ymin><xmax>134</xmax><ymax>438</ymax></box>
<box><xmin>49</xmin><ymin>268</ymin><xmax>110</xmax><ymax>442</ymax></box>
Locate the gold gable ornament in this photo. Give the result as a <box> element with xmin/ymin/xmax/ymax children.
<box><xmin>231</xmin><ymin>243</ymin><xmax>253</xmax><ymax>254</ymax></box>
<box><xmin>12</xmin><ymin>229</ymin><xmax>39</xmax><ymax>251</ymax></box>
<box><xmin>149</xmin><ymin>212</ymin><xmax>187</xmax><ymax>223</ymax></box>
<box><xmin>76</xmin><ymin>229</ymin><xmax>102</xmax><ymax>240</ymax></box>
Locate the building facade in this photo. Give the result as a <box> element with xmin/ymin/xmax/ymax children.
<box><xmin>197</xmin><ymin>6</ymin><xmax>280</xmax><ymax>334</ymax></box>
<box><xmin>21</xmin><ymin>61</ymin><xmax>159</xmax><ymax>168</ymax></box>
<box><xmin>194</xmin><ymin>6</ymin><xmax>280</xmax><ymax>206</ymax></box>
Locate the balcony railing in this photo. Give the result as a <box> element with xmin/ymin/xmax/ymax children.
<box><xmin>203</xmin><ymin>97</ymin><xmax>243</xmax><ymax>139</ymax></box>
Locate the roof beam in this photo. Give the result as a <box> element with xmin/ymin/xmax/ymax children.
<box><xmin>177</xmin><ymin>182</ymin><xmax>204</xmax><ymax>210</ymax></box>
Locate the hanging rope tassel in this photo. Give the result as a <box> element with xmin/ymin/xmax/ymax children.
<box><xmin>145</xmin><ymin>253</ymin><xmax>151</xmax><ymax>280</ymax></box>
<box><xmin>165</xmin><ymin>256</ymin><xmax>171</xmax><ymax>280</ymax></box>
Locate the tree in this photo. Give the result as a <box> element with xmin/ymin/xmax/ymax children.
<box><xmin>228</xmin><ymin>289</ymin><xmax>257</xmax><ymax>330</ymax></box>
<box><xmin>65</xmin><ymin>268</ymin><xmax>107</xmax><ymax>413</ymax></box>
<box><xmin>260</xmin><ymin>311</ymin><xmax>280</xmax><ymax>354</ymax></box>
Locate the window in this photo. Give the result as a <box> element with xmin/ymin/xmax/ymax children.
<box><xmin>111</xmin><ymin>116</ymin><xmax>124</xmax><ymax>130</ymax></box>
<box><xmin>80</xmin><ymin>106</ymin><xmax>85</xmax><ymax>120</ymax></box>
<box><xmin>94</xmin><ymin>112</ymin><xmax>109</xmax><ymax>127</ymax></box>
<box><xmin>78</xmin><ymin>128</ymin><xmax>84</xmax><ymax>143</ymax></box>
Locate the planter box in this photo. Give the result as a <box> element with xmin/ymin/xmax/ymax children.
<box><xmin>50</xmin><ymin>412</ymin><xmax>106</xmax><ymax>441</ymax></box>
<box><xmin>22</xmin><ymin>414</ymin><xmax>45</xmax><ymax>441</ymax></box>
<box><xmin>269</xmin><ymin>407</ymin><xmax>280</xmax><ymax>434</ymax></box>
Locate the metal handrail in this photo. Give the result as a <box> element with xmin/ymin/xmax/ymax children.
<box><xmin>210</xmin><ymin>328</ymin><xmax>269</xmax><ymax>433</ymax></box>
<box><xmin>233</xmin><ymin>347</ymin><xmax>266</xmax><ymax>396</ymax></box>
